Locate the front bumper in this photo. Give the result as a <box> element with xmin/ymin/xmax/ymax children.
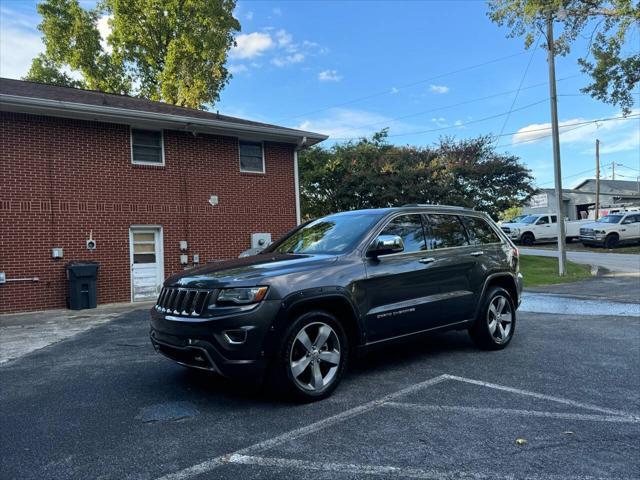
<box><xmin>149</xmin><ymin>299</ymin><xmax>282</xmax><ymax>380</ymax></box>
<box><xmin>580</xmin><ymin>234</ymin><xmax>605</xmax><ymax>245</ymax></box>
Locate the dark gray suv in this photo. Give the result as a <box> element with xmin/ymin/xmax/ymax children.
<box><xmin>150</xmin><ymin>205</ymin><xmax>523</xmax><ymax>401</ymax></box>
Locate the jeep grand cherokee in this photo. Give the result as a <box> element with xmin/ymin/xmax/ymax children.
<box><xmin>150</xmin><ymin>205</ymin><xmax>523</xmax><ymax>401</ymax></box>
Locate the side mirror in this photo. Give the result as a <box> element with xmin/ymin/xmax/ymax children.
<box><xmin>368</xmin><ymin>235</ymin><xmax>404</xmax><ymax>257</ymax></box>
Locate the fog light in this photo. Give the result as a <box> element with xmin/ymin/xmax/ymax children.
<box><xmin>223</xmin><ymin>329</ymin><xmax>247</xmax><ymax>345</ymax></box>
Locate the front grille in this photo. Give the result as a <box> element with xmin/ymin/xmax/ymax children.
<box><xmin>501</xmin><ymin>227</ymin><xmax>511</xmax><ymax>234</ymax></box>
<box><xmin>155</xmin><ymin>287</ymin><xmax>214</xmax><ymax>316</ymax></box>
<box><xmin>580</xmin><ymin>228</ymin><xmax>594</xmax><ymax>235</ymax></box>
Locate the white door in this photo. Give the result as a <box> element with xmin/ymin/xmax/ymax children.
<box><xmin>130</xmin><ymin>228</ymin><xmax>164</xmax><ymax>302</ymax></box>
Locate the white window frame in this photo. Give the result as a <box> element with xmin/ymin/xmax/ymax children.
<box><xmin>238</xmin><ymin>139</ymin><xmax>266</xmax><ymax>174</ymax></box>
<box><xmin>130</xmin><ymin>127</ymin><xmax>165</xmax><ymax>166</ymax></box>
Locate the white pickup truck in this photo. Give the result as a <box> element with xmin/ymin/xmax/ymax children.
<box><xmin>579</xmin><ymin>212</ymin><xmax>640</xmax><ymax>248</ymax></box>
<box><xmin>499</xmin><ymin>214</ymin><xmax>590</xmax><ymax>246</ymax></box>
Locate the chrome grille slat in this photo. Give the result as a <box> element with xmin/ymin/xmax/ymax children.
<box><xmin>155</xmin><ymin>287</ymin><xmax>213</xmax><ymax>317</ymax></box>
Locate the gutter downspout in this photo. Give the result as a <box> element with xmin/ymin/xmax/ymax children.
<box><xmin>294</xmin><ymin>136</ymin><xmax>307</xmax><ymax>225</ymax></box>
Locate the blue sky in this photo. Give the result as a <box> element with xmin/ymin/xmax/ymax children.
<box><xmin>1</xmin><ymin>0</ymin><xmax>638</xmax><ymax>189</ymax></box>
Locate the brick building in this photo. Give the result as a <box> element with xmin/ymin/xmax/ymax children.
<box><xmin>0</xmin><ymin>78</ymin><xmax>327</xmax><ymax>314</ymax></box>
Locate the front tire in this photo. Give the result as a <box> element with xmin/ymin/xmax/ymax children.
<box><xmin>469</xmin><ymin>287</ymin><xmax>516</xmax><ymax>350</ymax></box>
<box><xmin>520</xmin><ymin>232</ymin><xmax>535</xmax><ymax>246</ymax></box>
<box><xmin>271</xmin><ymin>310</ymin><xmax>348</xmax><ymax>402</ymax></box>
<box><xmin>604</xmin><ymin>233</ymin><xmax>619</xmax><ymax>249</ymax></box>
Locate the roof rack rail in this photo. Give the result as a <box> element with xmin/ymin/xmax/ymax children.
<box><xmin>402</xmin><ymin>204</ymin><xmax>475</xmax><ymax>210</ymax></box>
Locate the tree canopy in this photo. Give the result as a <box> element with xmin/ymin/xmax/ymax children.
<box><xmin>298</xmin><ymin>131</ymin><xmax>535</xmax><ymax>220</ymax></box>
<box><xmin>25</xmin><ymin>0</ymin><xmax>240</xmax><ymax>108</ymax></box>
<box><xmin>488</xmin><ymin>0</ymin><xmax>640</xmax><ymax>115</ymax></box>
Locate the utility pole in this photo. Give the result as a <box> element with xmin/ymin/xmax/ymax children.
<box><xmin>546</xmin><ymin>13</ymin><xmax>566</xmax><ymax>276</ymax></box>
<box><xmin>595</xmin><ymin>139</ymin><xmax>600</xmax><ymax>220</ymax></box>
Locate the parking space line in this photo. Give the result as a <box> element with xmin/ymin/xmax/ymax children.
<box><xmin>226</xmin><ymin>454</ymin><xmax>623</xmax><ymax>480</ymax></box>
<box><xmin>155</xmin><ymin>374</ymin><xmax>449</xmax><ymax>480</ymax></box>
<box><xmin>156</xmin><ymin>373</ymin><xmax>640</xmax><ymax>480</ymax></box>
<box><xmin>444</xmin><ymin>375</ymin><xmax>640</xmax><ymax>420</ymax></box>
<box><xmin>384</xmin><ymin>402</ymin><xmax>640</xmax><ymax>423</ymax></box>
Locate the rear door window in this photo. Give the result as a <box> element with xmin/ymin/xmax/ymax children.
<box><xmin>424</xmin><ymin>214</ymin><xmax>470</xmax><ymax>250</ymax></box>
<box><xmin>461</xmin><ymin>216</ymin><xmax>501</xmax><ymax>245</ymax></box>
<box><xmin>379</xmin><ymin>214</ymin><xmax>426</xmax><ymax>253</ymax></box>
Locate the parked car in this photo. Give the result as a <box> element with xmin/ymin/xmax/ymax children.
<box><xmin>150</xmin><ymin>205</ymin><xmax>522</xmax><ymax>401</ymax></box>
<box><xmin>500</xmin><ymin>214</ymin><xmax>590</xmax><ymax>245</ymax></box>
<box><xmin>580</xmin><ymin>212</ymin><xmax>640</xmax><ymax>248</ymax></box>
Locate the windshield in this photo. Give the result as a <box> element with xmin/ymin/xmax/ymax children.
<box><xmin>266</xmin><ymin>213</ymin><xmax>382</xmax><ymax>255</ymax></box>
<box><xmin>509</xmin><ymin>215</ymin><xmax>527</xmax><ymax>223</ymax></box>
<box><xmin>597</xmin><ymin>215</ymin><xmax>623</xmax><ymax>224</ymax></box>
<box><xmin>520</xmin><ymin>216</ymin><xmax>539</xmax><ymax>224</ymax></box>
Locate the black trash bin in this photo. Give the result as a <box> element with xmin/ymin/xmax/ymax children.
<box><xmin>67</xmin><ymin>262</ymin><xmax>99</xmax><ymax>310</ymax></box>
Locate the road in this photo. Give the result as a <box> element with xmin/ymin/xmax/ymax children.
<box><xmin>1</xmin><ymin>290</ymin><xmax>639</xmax><ymax>480</ymax></box>
<box><xmin>521</xmin><ymin>247</ymin><xmax>640</xmax><ymax>273</ymax></box>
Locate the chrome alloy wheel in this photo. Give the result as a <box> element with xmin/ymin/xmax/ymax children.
<box><xmin>289</xmin><ymin>322</ymin><xmax>341</xmax><ymax>392</ymax></box>
<box><xmin>487</xmin><ymin>295</ymin><xmax>513</xmax><ymax>344</ymax></box>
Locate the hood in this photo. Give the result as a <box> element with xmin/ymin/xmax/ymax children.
<box><xmin>500</xmin><ymin>222</ymin><xmax>527</xmax><ymax>228</ymax></box>
<box><xmin>579</xmin><ymin>221</ymin><xmax>607</xmax><ymax>229</ymax></box>
<box><xmin>164</xmin><ymin>253</ymin><xmax>339</xmax><ymax>289</ymax></box>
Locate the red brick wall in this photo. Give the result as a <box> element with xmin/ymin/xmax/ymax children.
<box><xmin>0</xmin><ymin>112</ymin><xmax>297</xmax><ymax>314</ymax></box>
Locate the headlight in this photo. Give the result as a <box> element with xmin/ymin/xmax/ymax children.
<box><xmin>512</xmin><ymin>228</ymin><xmax>520</xmax><ymax>234</ymax></box>
<box><xmin>594</xmin><ymin>229</ymin><xmax>606</xmax><ymax>234</ymax></box>
<box><xmin>215</xmin><ymin>287</ymin><xmax>268</xmax><ymax>305</ymax></box>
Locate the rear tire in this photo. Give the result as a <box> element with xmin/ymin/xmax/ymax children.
<box><xmin>270</xmin><ymin>310</ymin><xmax>348</xmax><ymax>402</ymax></box>
<box><xmin>521</xmin><ymin>232</ymin><xmax>535</xmax><ymax>246</ymax></box>
<box><xmin>469</xmin><ymin>287</ymin><xmax>516</xmax><ymax>350</ymax></box>
<box><xmin>604</xmin><ymin>233</ymin><xmax>619</xmax><ymax>249</ymax></box>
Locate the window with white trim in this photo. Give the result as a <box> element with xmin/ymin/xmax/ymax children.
<box><xmin>239</xmin><ymin>140</ymin><xmax>265</xmax><ymax>173</ymax></box>
<box><xmin>131</xmin><ymin>128</ymin><xmax>164</xmax><ymax>164</ymax></box>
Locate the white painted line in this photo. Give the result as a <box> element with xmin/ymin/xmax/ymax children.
<box><xmin>227</xmin><ymin>454</ymin><xmax>623</xmax><ymax>480</ymax></box>
<box><xmin>384</xmin><ymin>402</ymin><xmax>640</xmax><ymax>423</ymax></box>
<box><xmin>155</xmin><ymin>374</ymin><xmax>449</xmax><ymax>480</ymax></box>
<box><xmin>444</xmin><ymin>374</ymin><xmax>640</xmax><ymax>420</ymax></box>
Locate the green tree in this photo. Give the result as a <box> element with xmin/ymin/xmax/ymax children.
<box><xmin>298</xmin><ymin>131</ymin><xmax>535</xmax><ymax>219</ymax></box>
<box><xmin>488</xmin><ymin>0</ymin><xmax>640</xmax><ymax>115</ymax></box>
<box><xmin>25</xmin><ymin>0</ymin><xmax>240</xmax><ymax>108</ymax></box>
<box><xmin>498</xmin><ymin>205</ymin><xmax>524</xmax><ymax>222</ymax></box>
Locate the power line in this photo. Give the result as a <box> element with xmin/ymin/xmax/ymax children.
<box><xmin>498</xmin><ymin>34</ymin><xmax>541</xmax><ymax>137</ymax></box>
<box><xmin>277</xmin><ymin>51</ymin><xmax>532</xmax><ymax>122</ymax></box>
<box><xmin>537</xmin><ymin>166</ymin><xmax>597</xmax><ymax>187</ymax></box>
<box><xmin>334</xmin><ymin>98</ymin><xmax>550</xmax><ymax>140</ymax></box>
<box><xmin>324</xmin><ymin>75</ymin><xmax>579</xmax><ymax>139</ymax></box>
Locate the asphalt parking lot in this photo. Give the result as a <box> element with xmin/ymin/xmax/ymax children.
<box><xmin>1</xmin><ymin>293</ymin><xmax>639</xmax><ymax>479</ymax></box>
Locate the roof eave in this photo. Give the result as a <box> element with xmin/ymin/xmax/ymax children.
<box><xmin>0</xmin><ymin>94</ymin><xmax>329</xmax><ymax>147</ymax></box>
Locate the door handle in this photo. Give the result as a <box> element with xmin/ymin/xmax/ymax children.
<box><xmin>419</xmin><ymin>257</ymin><xmax>436</xmax><ymax>264</ymax></box>
<box><xmin>470</xmin><ymin>251</ymin><xmax>484</xmax><ymax>257</ymax></box>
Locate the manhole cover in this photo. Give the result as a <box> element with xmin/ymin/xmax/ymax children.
<box><xmin>136</xmin><ymin>401</ymin><xmax>199</xmax><ymax>423</ymax></box>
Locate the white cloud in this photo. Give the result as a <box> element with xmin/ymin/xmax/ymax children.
<box><xmin>429</xmin><ymin>84</ymin><xmax>450</xmax><ymax>94</ymax></box>
<box><xmin>0</xmin><ymin>8</ymin><xmax>43</xmax><ymax>79</ymax></box>
<box><xmin>96</xmin><ymin>15</ymin><xmax>113</xmax><ymax>53</ymax></box>
<box><xmin>318</xmin><ymin>69</ymin><xmax>342</xmax><ymax>82</ymax></box>
<box><xmin>598</xmin><ymin>128</ymin><xmax>640</xmax><ymax>154</ymax></box>
<box><xmin>231</xmin><ymin>29</ymin><xmax>324</xmax><ymax>69</ymax></box>
<box><xmin>228</xmin><ymin>64</ymin><xmax>248</xmax><ymax>74</ymax></box>
<box><xmin>296</xmin><ymin>108</ymin><xmax>412</xmax><ymax>139</ymax></box>
<box><xmin>390</xmin><ymin>87</ymin><xmax>399</xmax><ymax>94</ymax></box>
<box><xmin>271</xmin><ymin>53</ymin><xmax>304</xmax><ymax>67</ymax></box>
<box><xmin>245</xmin><ymin>11</ymin><xmax>254</xmax><ymax>21</ymax></box>
<box><xmin>230</xmin><ymin>32</ymin><xmax>274</xmax><ymax>59</ymax></box>
<box><xmin>512</xmin><ymin>111</ymin><xmax>639</xmax><ymax>146</ymax></box>
<box><xmin>275</xmin><ymin>29</ymin><xmax>293</xmax><ymax>49</ymax></box>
